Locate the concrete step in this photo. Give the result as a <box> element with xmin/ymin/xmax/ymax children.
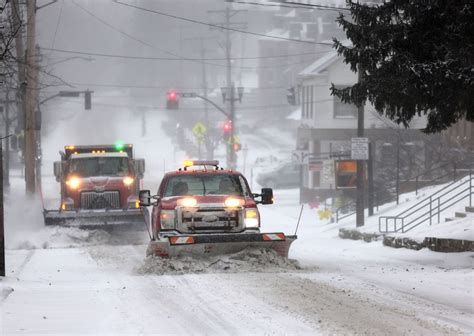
<box><xmin>445</xmin><ymin>217</ymin><xmax>455</xmax><ymax>222</ymax></box>
<box><xmin>455</xmin><ymin>212</ymin><xmax>467</xmax><ymax>218</ymax></box>
<box><xmin>465</xmin><ymin>206</ymin><xmax>474</xmax><ymax>213</ymax></box>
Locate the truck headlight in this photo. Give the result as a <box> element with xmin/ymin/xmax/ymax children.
<box><xmin>224</xmin><ymin>197</ymin><xmax>244</xmax><ymax>208</ymax></box>
<box><xmin>123</xmin><ymin>176</ymin><xmax>134</xmax><ymax>186</ymax></box>
<box><xmin>160</xmin><ymin>210</ymin><xmax>175</xmax><ymax>230</ymax></box>
<box><xmin>178</xmin><ymin>197</ymin><xmax>197</xmax><ymax>208</ymax></box>
<box><xmin>244</xmin><ymin>208</ymin><xmax>259</xmax><ymax>228</ymax></box>
<box><xmin>66</xmin><ymin>176</ymin><xmax>81</xmax><ymax>190</ymax></box>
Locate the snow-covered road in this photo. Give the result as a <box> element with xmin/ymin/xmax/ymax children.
<box><xmin>2</xmin><ymin>189</ymin><xmax>473</xmax><ymax>335</ymax></box>
<box><xmin>3</xmin><ymin>242</ymin><xmax>471</xmax><ymax>335</ymax></box>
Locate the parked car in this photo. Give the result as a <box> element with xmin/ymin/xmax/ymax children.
<box><xmin>256</xmin><ymin>162</ymin><xmax>300</xmax><ymax>189</ymax></box>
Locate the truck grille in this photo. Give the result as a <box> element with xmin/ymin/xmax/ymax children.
<box><xmin>80</xmin><ymin>191</ymin><xmax>120</xmax><ymax>209</ymax></box>
<box><xmin>178</xmin><ymin>207</ymin><xmax>242</xmax><ymax>232</ymax></box>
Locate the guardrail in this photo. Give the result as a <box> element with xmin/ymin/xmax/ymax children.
<box><xmin>379</xmin><ymin>171</ymin><xmax>472</xmax><ymax>233</ymax></box>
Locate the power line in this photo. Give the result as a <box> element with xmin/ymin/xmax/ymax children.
<box><xmin>72</xmin><ymin>0</ymin><xmax>152</xmax><ymax>47</ymax></box>
<box><xmin>41</xmin><ymin>47</ymin><xmax>323</xmax><ymax>70</ymax></box>
<box><xmin>113</xmin><ymin>0</ymin><xmax>333</xmax><ymax>46</ymax></box>
<box><xmin>42</xmin><ymin>47</ymin><xmax>329</xmax><ymax>61</ymax></box>
<box><xmin>67</xmin><ymin>81</ymin><xmax>295</xmax><ymax>91</ymax></box>
<box><xmin>46</xmin><ymin>0</ymin><xmax>64</xmax><ymax>65</ymax></box>
<box><xmin>230</xmin><ymin>0</ymin><xmax>350</xmax><ymax>11</ymax></box>
<box><xmin>275</xmin><ymin>1</ymin><xmax>350</xmax><ymax>11</ymax></box>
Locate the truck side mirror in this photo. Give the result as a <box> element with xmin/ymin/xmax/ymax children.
<box><xmin>139</xmin><ymin>190</ymin><xmax>151</xmax><ymax>207</ymax></box>
<box><xmin>260</xmin><ymin>188</ymin><xmax>274</xmax><ymax>205</ymax></box>
<box><xmin>53</xmin><ymin>161</ymin><xmax>62</xmax><ymax>182</ymax></box>
<box><xmin>134</xmin><ymin>159</ymin><xmax>145</xmax><ymax>179</ymax></box>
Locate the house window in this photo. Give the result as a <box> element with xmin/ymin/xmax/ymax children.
<box><xmin>333</xmin><ymin>86</ymin><xmax>357</xmax><ymax>118</ymax></box>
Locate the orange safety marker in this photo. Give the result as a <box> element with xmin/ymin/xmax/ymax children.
<box><xmin>262</xmin><ymin>233</ymin><xmax>285</xmax><ymax>241</ymax></box>
<box><xmin>169</xmin><ymin>236</ymin><xmax>195</xmax><ymax>245</ymax></box>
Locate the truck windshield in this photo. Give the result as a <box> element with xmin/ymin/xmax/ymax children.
<box><xmin>164</xmin><ymin>174</ymin><xmax>246</xmax><ymax>197</ymax></box>
<box><xmin>68</xmin><ymin>157</ymin><xmax>131</xmax><ymax>177</ymax></box>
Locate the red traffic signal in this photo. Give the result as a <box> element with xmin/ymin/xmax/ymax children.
<box><xmin>167</xmin><ymin>90</ymin><xmax>178</xmax><ymax>101</ymax></box>
<box><xmin>166</xmin><ymin>89</ymin><xmax>179</xmax><ymax>109</ymax></box>
<box><xmin>223</xmin><ymin>120</ymin><xmax>232</xmax><ymax>133</ymax></box>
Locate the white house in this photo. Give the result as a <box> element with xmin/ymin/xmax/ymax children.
<box><xmin>295</xmin><ymin>50</ymin><xmax>431</xmax><ymax>203</ymax></box>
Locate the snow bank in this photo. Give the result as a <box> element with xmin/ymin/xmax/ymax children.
<box><xmin>136</xmin><ymin>248</ymin><xmax>303</xmax><ymax>275</ymax></box>
<box><xmin>393</xmin><ymin>216</ymin><xmax>474</xmax><ymax>241</ymax></box>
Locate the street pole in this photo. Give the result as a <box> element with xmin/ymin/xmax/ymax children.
<box><xmin>11</xmin><ymin>0</ymin><xmax>26</xmax><ymax>144</ymax></box>
<box><xmin>396</xmin><ymin>129</ymin><xmax>400</xmax><ymax>205</ymax></box>
<box><xmin>200</xmin><ymin>41</ymin><xmax>212</xmax><ymax>160</ymax></box>
<box><xmin>208</xmin><ymin>6</ymin><xmax>246</xmax><ymax>169</ymax></box>
<box><xmin>225</xmin><ymin>6</ymin><xmax>234</xmax><ymax>169</ymax></box>
<box><xmin>0</xmin><ymin>139</ymin><xmax>5</xmax><ymax>276</ymax></box>
<box><xmin>3</xmin><ymin>91</ymin><xmax>11</xmax><ymax>188</ymax></box>
<box><xmin>24</xmin><ymin>0</ymin><xmax>37</xmax><ymax>194</ymax></box>
<box><xmin>356</xmin><ymin>66</ymin><xmax>365</xmax><ymax>227</ymax></box>
<box><xmin>35</xmin><ymin>46</ymin><xmax>42</xmax><ymax>191</ymax></box>
<box><xmin>368</xmin><ymin>141</ymin><xmax>374</xmax><ymax>216</ymax></box>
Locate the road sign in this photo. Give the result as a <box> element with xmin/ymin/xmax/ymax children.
<box><xmin>351</xmin><ymin>137</ymin><xmax>369</xmax><ymax>160</ymax></box>
<box><xmin>227</xmin><ymin>135</ymin><xmax>240</xmax><ymax>145</ymax></box>
<box><xmin>192</xmin><ymin>122</ymin><xmax>207</xmax><ymax>138</ymax></box>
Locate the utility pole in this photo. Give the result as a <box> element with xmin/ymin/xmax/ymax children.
<box><xmin>0</xmin><ymin>138</ymin><xmax>4</xmax><ymax>276</ymax></box>
<box><xmin>1</xmin><ymin>91</ymin><xmax>15</xmax><ymax>188</ymax></box>
<box><xmin>11</xmin><ymin>0</ymin><xmax>26</xmax><ymax>139</ymax></box>
<box><xmin>184</xmin><ymin>36</ymin><xmax>216</xmax><ymax>159</ymax></box>
<box><xmin>199</xmin><ymin>41</ymin><xmax>212</xmax><ymax>160</ymax></box>
<box><xmin>208</xmin><ymin>5</ymin><xmax>247</xmax><ymax>169</ymax></box>
<box><xmin>0</xmin><ymin>135</ymin><xmax>10</xmax><ymax>277</ymax></box>
<box><xmin>356</xmin><ymin>66</ymin><xmax>365</xmax><ymax>227</ymax></box>
<box><xmin>24</xmin><ymin>0</ymin><xmax>38</xmax><ymax>194</ymax></box>
<box><xmin>225</xmin><ymin>7</ymin><xmax>235</xmax><ymax>169</ymax></box>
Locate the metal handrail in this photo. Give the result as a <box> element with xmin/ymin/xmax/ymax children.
<box><xmin>335</xmin><ymin>158</ymin><xmax>470</xmax><ymax>223</ymax></box>
<box><xmin>379</xmin><ymin>172</ymin><xmax>472</xmax><ymax>233</ymax></box>
<box><xmin>394</xmin><ymin>175</ymin><xmax>469</xmax><ymax>218</ymax></box>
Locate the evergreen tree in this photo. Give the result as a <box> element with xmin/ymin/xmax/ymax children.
<box><xmin>331</xmin><ymin>0</ymin><xmax>473</xmax><ymax>133</ymax></box>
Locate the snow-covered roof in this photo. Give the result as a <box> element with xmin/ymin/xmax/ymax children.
<box><xmin>298</xmin><ymin>41</ymin><xmax>351</xmax><ymax>77</ymax></box>
<box><xmin>287</xmin><ymin>107</ymin><xmax>302</xmax><ymax>121</ymax></box>
<box><xmin>299</xmin><ymin>50</ymin><xmax>339</xmax><ymax>76</ymax></box>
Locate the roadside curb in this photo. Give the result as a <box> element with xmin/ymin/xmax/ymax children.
<box><xmin>339</xmin><ymin>228</ymin><xmax>474</xmax><ymax>252</ymax></box>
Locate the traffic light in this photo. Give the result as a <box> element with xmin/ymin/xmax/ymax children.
<box><xmin>166</xmin><ymin>90</ymin><xmax>179</xmax><ymax>109</ymax></box>
<box><xmin>223</xmin><ymin>120</ymin><xmax>232</xmax><ymax>140</ymax></box>
<box><xmin>223</xmin><ymin>120</ymin><xmax>232</xmax><ymax>133</ymax></box>
<box><xmin>84</xmin><ymin>90</ymin><xmax>92</xmax><ymax>110</ymax></box>
<box><xmin>287</xmin><ymin>86</ymin><xmax>296</xmax><ymax>106</ymax></box>
<box><xmin>232</xmin><ymin>142</ymin><xmax>241</xmax><ymax>152</ymax></box>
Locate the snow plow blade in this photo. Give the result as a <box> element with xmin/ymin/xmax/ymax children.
<box><xmin>43</xmin><ymin>208</ymin><xmax>148</xmax><ymax>231</ymax></box>
<box><xmin>147</xmin><ymin>233</ymin><xmax>297</xmax><ymax>258</ymax></box>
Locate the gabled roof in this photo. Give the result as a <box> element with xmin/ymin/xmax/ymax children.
<box><xmin>299</xmin><ymin>50</ymin><xmax>339</xmax><ymax>76</ymax></box>
<box><xmin>299</xmin><ymin>40</ymin><xmax>351</xmax><ymax>77</ymax></box>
